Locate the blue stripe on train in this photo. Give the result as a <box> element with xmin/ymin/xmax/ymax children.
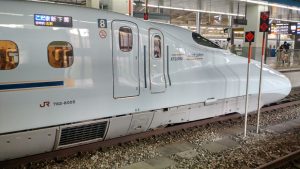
<box><xmin>0</xmin><ymin>81</ymin><xmax>64</xmax><ymax>90</ymax></box>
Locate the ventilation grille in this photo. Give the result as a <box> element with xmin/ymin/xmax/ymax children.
<box><xmin>59</xmin><ymin>121</ymin><xmax>108</xmax><ymax>146</ymax></box>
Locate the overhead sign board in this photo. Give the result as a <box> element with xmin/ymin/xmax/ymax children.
<box><xmin>245</xmin><ymin>31</ymin><xmax>255</xmax><ymax>43</ymax></box>
<box><xmin>288</xmin><ymin>23</ymin><xmax>297</xmax><ymax>34</ymax></box>
<box><xmin>259</xmin><ymin>11</ymin><xmax>270</xmax><ymax>32</ymax></box>
<box><xmin>233</xmin><ymin>18</ymin><xmax>248</xmax><ymax>25</ymax></box>
<box><xmin>271</xmin><ymin>23</ymin><xmax>289</xmax><ymax>34</ymax></box>
<box><xmin>34</xmin><ymin>14</ymin><xmax>73</xmax><ymax>28</ymax></box>
<box><xmin>286</xmin><ymin>23</ymin><xmax>300</xmax><ymax>35</ymax></box>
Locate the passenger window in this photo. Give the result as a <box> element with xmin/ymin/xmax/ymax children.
<box><xmin>119</xmin><ymin>27</ymin><xmax>132</xmax><ymax>52</ymax></box>
<box><xmin>0</xmin><ymin>41</ymin><xmax>19</xmax><ymax>70</ymax></box>
<box><xmin>153</xmin><ymin>35</ymin><xmax>161</xmax><ymax>59</ymax></box>
<box><xmin>48</xmin><ymin>41</ymin><xmax>74</xmax><ymax>68</ymax></box>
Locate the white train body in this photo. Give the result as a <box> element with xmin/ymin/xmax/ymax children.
<box><xmin>0</xmin><ymin>1</ymin><xmax>291</xmax><ymax>161</ymax></box>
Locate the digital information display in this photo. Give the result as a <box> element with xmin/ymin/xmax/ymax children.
<box><xmin>271</xmin><ymin>23</ymin><xmax>289</xmax><ymax>34</ymax></box>
<box><xmin>34</xmin><ymin>14</ymin><xmax>73</xmax><ymax>28</ymax></box>
<box><xmin>289</xmin><ymin>23</ymin><xmax>297</xmax><ymax>34</ymax></box>
<box><xmin>297</xmin><ymin>23</ymin><xmax>300</xmax><ymax>35</ymax></box>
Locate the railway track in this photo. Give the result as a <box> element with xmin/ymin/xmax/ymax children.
<box><xmin>256</xmin><ymin>148</ymin><xmax>300</xmax><ymax>169</ymax></box>
<box><xmin>1</xmin><ymin>88</ymin><xmax>300</xmax><ymax>169</ymax></box>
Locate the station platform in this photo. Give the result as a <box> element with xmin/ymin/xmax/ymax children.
<box><xmin>281</xmin><ymin>70</ymin><xmax>300</xmax><ymax>88</ymax></box>
<box><xmin>265</xmin><ymin>50</ymin><xmax>300</xmax><ymax>88</ymax></box>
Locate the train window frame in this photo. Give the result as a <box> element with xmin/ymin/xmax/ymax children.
<box><xmin>153</xmin><ymin>35</ymin><xmax>162</xmax><ymax>59</ymax></box>
<box><xmin>119</xmin><ymin>26</ymin><xmax>133</xmax><ymax>52</ymax></box>
<box><xmin>192</xmin><ymin>32</ymin><xmax>221</xmax><ymax>49</ymax></box>
<box><xmin>47</xmin><ymin>41</ymin><xmax>74</xmax><ymax>69</ymax></box>
<box><xmin>0</xmin><ymin>40</ymin><xmax>19</xmax><ymax>70</ymax></box>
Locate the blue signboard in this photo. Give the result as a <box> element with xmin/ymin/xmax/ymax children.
<box><xmin>268</xmin><ymin>0</ymin><xmax>300</xmax><ymax>7</ymax></box>
<box><xmin>34</xmin><ymin>14</ymin><xmax>73</xmax><ymax>27</ymax></box>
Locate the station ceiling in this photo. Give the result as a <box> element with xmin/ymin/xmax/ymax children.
<box><xmin>148</xmin><ymin>0</ymin><xmax>245</xmax><ymax>14</ymax></box>
<box><xmin>30</xmin><ymin>0</ymin><xmax>300</xmax><ymax>27</ymax></box>
<box><xmin>144</xmin><ymin>0</ymin><xmax>246</xmax><ymax>28</ymax></box>
<box><xmin>42</xmin><ymin>0</ymin><xmax>86</xmax><ymax>5</ymax></box>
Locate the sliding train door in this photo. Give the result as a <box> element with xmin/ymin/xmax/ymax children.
<box><xmin>112</xmin><ymin>21</ymin><xmax>140</xmax><ymax>98</ymax></box>
<box><xmin>149</xmin><ymin>29</ymin><xmax>166</xmax><ymax>93</ymax></box>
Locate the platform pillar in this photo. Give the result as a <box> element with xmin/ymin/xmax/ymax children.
<box><xmin>244</xmin><ymin>4</ymin><xmax>269</xmax><ymax>61</ymax></box>
<box><xmin>195</xmin><ymin>0</ymin><xmax>202</xmax><ymax>34</ymax></box>
<box><xmin>109</xmin><ymin>0</ymin><xmax>132</xmax><ymax>15</ymax></box>
<box><xmin>196</xmin><ymin>12</ymin><xmax>201</xmax><ymax>34</ymax></box>
<box><xmin>86</xmin><ymin>0</ymin><xmax>100</xmax><ymax>9</ymax></box>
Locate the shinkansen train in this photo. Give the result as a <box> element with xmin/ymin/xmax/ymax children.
<box><xmin>0</xmin><ymin>0</ymin><xmax>291</xmax><ymax>161</ymax></box>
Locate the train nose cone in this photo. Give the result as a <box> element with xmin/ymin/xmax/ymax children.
<box><xmin>262</xmin><ymin>68</ymin><xmax>292</xmax><ymax>104</ymax></box>
<box><xmin>275</xmin><ymin>73</ymin><xmax>292</xmax><ymax>97</ymax></box>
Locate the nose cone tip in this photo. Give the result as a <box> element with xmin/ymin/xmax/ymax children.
<box><xmin>262</xmin><ymin>69</ymin><xmax>292</xmax><ymax>105</ymax></box>
<box><xmin>284</xmin><ymin>76</ymin><xmax>292</xmax><ymax>95</ymax></box>
<box><xmin>276</xmin><ymin>73</ymin><xmax>292</xmax><ymax>99</ymax></box>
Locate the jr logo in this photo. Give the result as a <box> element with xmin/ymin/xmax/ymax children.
<box><xmin>40</xmin><ymin>101</ymin><xmax>50</xmax><ymax>108</ymax></box>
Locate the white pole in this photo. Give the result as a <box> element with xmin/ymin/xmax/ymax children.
<box><xmin>244</xmin><ymin>42</ymin><xmax>252</xmax><ymax>138</ymax></box>
<box><xmin>256</xmin><ymin>32</ymin><xmax>266</xmax><ymax>133</ymax></box>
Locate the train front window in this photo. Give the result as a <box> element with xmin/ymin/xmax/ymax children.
<box><xmin>0</xmin><ymin>41</ymin><xmax>19</xmax><ymax>70</ymax></box>
<box><xmin>48</xmin><ymin>41</ymin><xmax>74</xmax><ymax>68</ymax></box>
<box><xmin>119</xmin><ymin>27</ymin><xmax>133</xmax><ymax>52</ymax></box>
<box><xmin>192</xmin><ymin>32</ymin><xmax>221</xmax><ymax>49</ymax></box>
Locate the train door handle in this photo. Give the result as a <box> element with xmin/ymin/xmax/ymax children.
<box><xmin>205</xmin><ymin>98</ymin><xmax>217</xmax><ymax>105</ymax></box>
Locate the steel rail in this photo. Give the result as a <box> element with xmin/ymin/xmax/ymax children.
<box><xmin>256</xmin><ymin>149</ymin><xmax>300</xmax><ymax>169</ymax></box>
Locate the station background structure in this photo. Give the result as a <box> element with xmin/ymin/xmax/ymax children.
<box><xmin>35</xmin><ymin>0</ymin><xmax>300</xmax><ymax>69</ymax></box>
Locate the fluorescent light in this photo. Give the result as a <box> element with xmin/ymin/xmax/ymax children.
<box><xmin>240</xmin><ymin>0</ymin><xmax>300</xmax><ymax>11</ymax></box>
<box><xmin>0</xmin><ymin>24</ymin><xmax>24</xmax><ymax>28</ymax></box>
<box><xmin>26</xmin><ymin>0</ymin><xmax>55</xmax><ymax>3</ymax></box>
<box><xmin>79</xmin><ymin>29</ymin><xmax>89</xmax><ymax>37</ymax></box>
<box><xmin>270</xmin><ymin>18</ymin><xmax>300</xmax><ymax>23</ymax></box>
<box><xmin>73</xmin><ymin>20</ymin><xmax>96</xmax><ymax>24</ymax></box>
<box><xmin>240</xmin><ymin>0</ymin><xmax>268</xmax><ymax>6</ymax></box>
<box><xmin>69</xmin><ymin>29</ymin><xmax>79</xmax><ymax>35</ymax></box>
<box><xmin>0</xmin><ymin>12</ymin><xmax>24</xmax><ymax>16</ymax></box>
<box><xmin>145</xmin><ymin>4</ymin><xmax>245</xmax><ymax>17</ymax></box>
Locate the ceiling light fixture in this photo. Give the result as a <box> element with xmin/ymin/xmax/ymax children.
<box><xmin>239</xmin><ymin>0</ymin><xmax>300</xmax><ymax>11</ymax></box>
<box><xmin>141</xmin><ymin>4</ymin><xmax>245</xmax><ymax>17</ymax></box>
<box><xmin>270</xmin><ymin>18</ymin><xmax>300</xmax><ymax>23</ymax></box>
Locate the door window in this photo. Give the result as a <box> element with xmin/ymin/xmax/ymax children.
<box><xmin>119</xmin><ymin>27</ymin><xmax>132</xmax><ymax>52</ymax></box>
<box><xmin>153</xmin><ymin>35</ymin><xmax>161</xmax><ymax>59</ymax></box>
